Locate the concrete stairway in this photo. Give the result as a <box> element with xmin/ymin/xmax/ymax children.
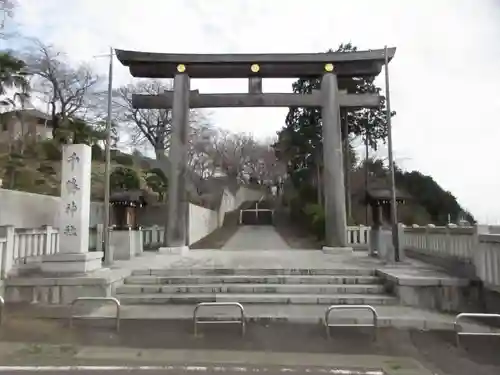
<box><xmin>115</xmin><ymin>268</ymin><xmax>397</xmax><ymax>305</ymax></box>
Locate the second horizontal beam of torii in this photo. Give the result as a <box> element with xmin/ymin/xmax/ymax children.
<box><xmin>132</xmin><ymin>90</ymin><xmax>383</xmax><ymax>109</ymax></box>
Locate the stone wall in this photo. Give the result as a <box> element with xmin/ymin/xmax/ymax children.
<box><xmin>0</xmin><ymin>189</ymin><xmax>104</xmax><ymax>228</ymax></box>
<box><xmin>0</xmin><ymin>185</ymin><xmax>265</xmax><ymax>239</ymax></box>
<box><xmin>189</xmin><ymin>203</ymin><xmax>218</xmax><ymax>245</ymax></box>
<box><xmin>488</xmin><ymin>225</ymin><xmax>500</xmax><ymax>234</ymax></box>
<box><xmin>235</xmin><ymin>186</ymin><xmax>265</xmax><ymax>208</ymax></box>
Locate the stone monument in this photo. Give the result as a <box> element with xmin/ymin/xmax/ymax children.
<box><xmin>41</xmin><ymin>144</ymin><xmax>103</xmax><ymax>274</ymax></box>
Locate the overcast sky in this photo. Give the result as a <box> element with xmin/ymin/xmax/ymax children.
<box><xmin>4</xmin><ymin>0</ymin><xmax>500</xmax><ymax>223</ymax></box>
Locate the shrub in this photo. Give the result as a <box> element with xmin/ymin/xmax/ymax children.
<box><xmin>39</xmin><ymin>140</ymin><xmax>62</xmax><ymax>161</ymax></box>
<box><xmin>91</xmin><ymin>144</ymin><xmax>104</xmax><ymax>161</ymax></box>
<box><xmin>144</xmin><ymin>168</ymin><xmax>168</xmax><ymax>201</ymax></box>
<box><xmin>303</xmin><ymin>203</ymin><xmax>325</xmax><ymax>240</ymax></box>
<box><xmin>112</xmin><ymin>153</ymin><xmax>134</xmax><ymax>166</ymax></box>
<box><xmin>37</xmin><ymin>163</ymin><xmax>56</xmax><ymax>176</ymax></box>
<box><xmin>110</xmin><ymin>166</ymin><xmax>140</xmax><ymax>190</ymax></box>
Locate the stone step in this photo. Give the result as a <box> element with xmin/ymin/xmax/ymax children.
<box><xmin>124</xmin><ymin>275</ymin><xmax>382</xmax><ymax>285</ymax></box>
<box><xmin>132</xmin><ymin>268</ymin><xmax>376</xmax><ymax>277</ymax></box>
<box><xmin>117</xmin><ymin>293</ymin><xmax>397</xmax><ymax>305</ymax></box>
<box><xmin>116</xmin><ymin>283</ymin><xmax>385</xmax><ymax>295</ymax></box>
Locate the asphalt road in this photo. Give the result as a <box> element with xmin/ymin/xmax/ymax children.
<box><xmin>0</xmin><ymin>365</ymin><xmax>382</xmax><ymax>375</ymax></box>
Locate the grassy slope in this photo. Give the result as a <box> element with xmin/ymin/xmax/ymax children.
<box><xmin>0</xmin><ymin>153</ymin><xmax>146</xmax><ymax>200</ymax></box>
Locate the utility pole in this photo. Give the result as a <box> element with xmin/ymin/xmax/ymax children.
<box><xmin>364</xmin><ymin>125</ymin><xmax>370</xmax><ymax>225</ymax></box>
<box><xmin>342</xmin><ymin>109</ymin><xmax>351</xmax><ymax>221</ymax></box>
<box><xmin>384</xmin><ymin>45</ymin><xmax>399</xmax><ymax>262</ymax></box>
<box><xmin>103</xmin><ymin>47</ymin><xmax>114</xmax><ymax>266</ymax></box>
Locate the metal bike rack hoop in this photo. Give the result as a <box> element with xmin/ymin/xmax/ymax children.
<box><xmin>69</xmin><ymin>297</ymin><xmax>121</xmax><ymax>332</ymax></box>
<box><xmin>324</xmin><ymin>305</ymin><xmax>378</xmax><ymax>340</ymax></box>
<box><xmin>193</xmin><ymin>302</ymin><xmax>246</xmax><ymax>337</ymax></box>
<box><xmin>454</xmin><ymin>312</ymin><xmax>500</xmax><ymax>348</ymax></box>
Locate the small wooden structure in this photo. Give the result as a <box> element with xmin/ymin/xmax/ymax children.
<box><xmin>110</xmin><ymin>190</ymin><xmax>148</xmax><ymax>230</ymax></box>
<box><xmin>364</xmin><ymin>183</ymin><xmax>409</xmax><ymax>229</ymax></box>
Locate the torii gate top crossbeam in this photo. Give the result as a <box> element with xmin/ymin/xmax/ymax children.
<box><xmin>115</xmin><ymin>48</ymin><xmax>396</xmax><ymax>79</ymax></box>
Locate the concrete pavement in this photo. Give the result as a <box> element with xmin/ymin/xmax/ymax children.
<box><xmin>0</xmin><ymin>366</ymin><xmax>385</xmax><ymax>375</ymax></box>
<box><xmin>1</xmin><ymin>338</ymin><xmax>500</xmax><ymax>375</ymax></box>
<box><xmin>0</xmin><ymin>342</ymin><xmax>434</xmax><ymax>375</ymax></box>
<box><xmin>1</xmin><ymin>316</ymin><xmax>500</xmax><ymax>375</ymax></box>
<box><xmin>222</xmin><ymin>226</ymin><xmax>291</xmax><ymax>250</ymax></box>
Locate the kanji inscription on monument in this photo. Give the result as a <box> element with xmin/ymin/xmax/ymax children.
<box><xmin>66</xmin><ymin>178</ymin><xmax>80</xmax><ymax>194</ymax></box>
<box><xmin>67</xmin><ymin>152</ymin><xmax>80</xmax><ymax>171</ymax></box>
<box><xmin>65</xmin><ymin>201</ymin><xmax>78</xmax><ymax>217</ymax></box>
<box><xmin>59</xmin><ymin>144</ymin><xmax>92</xmax><ymax>253</ymax></box>
<box><xmin>64</xmin><ymin>224</ymin><xmax>78</xmax><ymax>236</ymax></box>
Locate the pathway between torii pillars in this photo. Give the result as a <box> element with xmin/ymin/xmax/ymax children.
<box><xmin>162</xmin><ymin>73</ymin><xmax>353</xmax><ymax>249</ymax></box>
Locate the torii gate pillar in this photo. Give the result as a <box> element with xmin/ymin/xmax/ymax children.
<box><xmin>321</xmin><ymin>73</ymin><xmax>348</xmax><ymax>250</ymax></box>
<box><xmin>160</xmin><ymin>73</ymin><xmax>190</xmax><ymax>253</ymax></box>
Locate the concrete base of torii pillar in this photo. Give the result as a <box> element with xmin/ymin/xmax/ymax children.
<box><xmin>322</xmin><ymin>246</ymin><xmax>353</xmax><ymax>254</ymax></box>
<box><xmin>158</xmin><ymin>245</ymin><xmax>189</xmax><ymax>255</ymax></box>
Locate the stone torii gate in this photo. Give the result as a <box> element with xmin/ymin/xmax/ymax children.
<box><xmin>116</xmin><ymin>48</ymin><xmax>396</xmax><ymax>252</ymax></box>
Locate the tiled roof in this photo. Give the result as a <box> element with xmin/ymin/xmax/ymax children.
<box><xmin>1</xmin><ymin>109</ymin><xmax>52</xmax><ymax>121</ymax></box>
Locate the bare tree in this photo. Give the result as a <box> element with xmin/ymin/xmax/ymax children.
<box><xmin>112</xmin><ymin>80</ymin><xmax>171</xmax><ymax>156</ymax></box>
<box><xmin>187</xmin><ymin>119</ymin><xmax>219</xmax><ymax>178</ymax></box>
<box><xmin>112</xmin><ymin>79</ymin><xmax>212</xmax><ymax>160</ymax></box>
<box><xmin>214</xmin><ymin>130</ymin><xmax>248</xmax><ymax>181</ymax></box>
<box><xmin>24</xmin><ymin>39</ymin><xmax>100</xmax><ymax>143</ymax></box>
<box><xmin>245</xmin><ymin>142</ymin><xmax>286</xmax><ymax>185</ymax></box>
<box><xmin>0</xmin><ymin>0</ymin><xmax>16</xmax><ymax>38</ymax></box>
<box><xmin>206</xmin><ymin>130</ymin><xmax>286</xmax><ymax>185</ymax></box>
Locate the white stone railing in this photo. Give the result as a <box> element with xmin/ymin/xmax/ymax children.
<box><xmin>0</xmin><ymin>236</ymin><xmax>8</xmax><ymax>278</ymax></box>
<box><xmin>347</xmin><ymin>223</ymin><xmax>500</xmax><ymax>292</ymax></box>
<box><xmin>88</xmin><ymin>227</ymin><xmax>100</xmax><ymax>251</ymax></box>
<box><xmin>0</xmin><ymin>225</ymin><xmax>106</xmax><ymax>278</ymax></box>
<box><xmin>0</xmin><ymin>226</ymin><xmax>60</xmax><ymax>276</ymax></box>
<box><xmin>475</xmin><ymin>234</ymin><xmax>500</xmax><ymax>292</ymax></box>
<box><xmin>403</xmin><ymin>224</ymin><xmax>476</xmax><ymax>260</ymax></box>
<box><xmin>141</xmin><ymin>225</ymin><xmax>165</xmax><ymax>250</ymax></box>
<box><xmin>12</xmin><ymin>226</ymin><xmax>60</xmax><ymax>266</ymax></box>
<box><xmin>346</xmin><ymin>225</ymin><xmax>370</xmax><ymax>248</ymax></box>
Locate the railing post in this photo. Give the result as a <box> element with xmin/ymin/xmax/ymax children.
<box><xmin>363</xmin><ymin>225</ymin><xmax>370</xmax><ymax>248</ymax></box>
<box><xmin>137</xmin><ymin>227</ymin><xmax>144</xmax><ymax>256</ymax></box>
<box><xmin>473</xmin><ymin>224</ymin><xmax>490</xmax><ymax>275</ymax></box>
<box><xmin>425</xmin><ymin>224</ymin><xmax>434</xmax><ymax>251</ymax></box>
<box><xmin>444</xmin><ymin>224</ymin><xmax>452</xmax><ymax>256</ymax></box>
<box><xmin>1</xmin><ymin>225</ymin><xmax>15</xmax><ymax>279</ymax></box>
<box><xmin>44</xmin><ymin>225</ymin><xmax>53</xmax><ymax>255</ymax></box>
<box><xmin>151</xmin><ymin>225</ymin><xmax>159</xmax><ymax>246</ymax></box>
<box><xmin>396</xmin><ymin>223</ymin><xmax>405</xmax><ymax>261</ymax></box>
<box><xmin>96</xmin><ymin>224</ymin><xmax>104</xmax><ymax>252</ymax></box>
